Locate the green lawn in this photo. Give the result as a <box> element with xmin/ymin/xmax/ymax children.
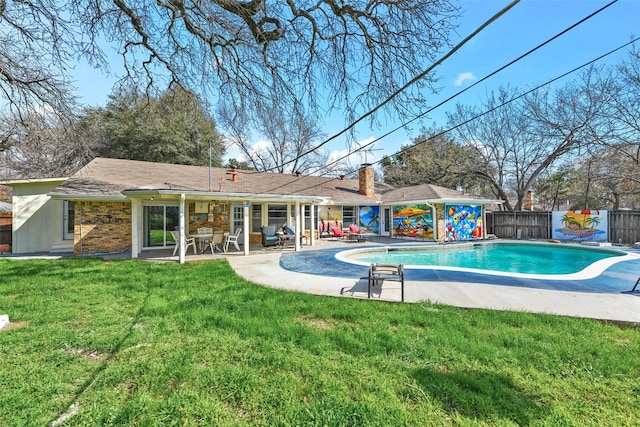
<box><xmin>1</xmin><ymin>258</ymin><xmax>639</xmax><ymax>426</ymax></box>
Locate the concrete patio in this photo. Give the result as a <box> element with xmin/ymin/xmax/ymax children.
<box><xmin>6</xmin><ymin>237</ymin><xmax>640</xmax><ymax>324</ymax></box>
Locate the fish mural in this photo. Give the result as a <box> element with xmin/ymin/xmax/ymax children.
<box><xmin>392</xmin><ymin>204</ymin><xmax>433</xmax><ymax>239</ymax></box>
<box><xmin>445</xmin><ymin>204</ymin><xmax>483</xmax><ymax>241</ymax></box>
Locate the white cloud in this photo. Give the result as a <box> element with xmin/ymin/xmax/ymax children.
<box><xmin>454</xmin><ymin>72</ymin><xmax>476</xmax><ymax>87</ymax></box>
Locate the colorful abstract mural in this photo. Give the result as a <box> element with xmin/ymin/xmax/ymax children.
<box><xmin>392</xmin><ymin>205</ymin><xmax>433</xmax><ymax>239</ymax></box>
<box><xmin>358</xmin><ymin>206</ymin><xmax>380</xmax><ymax>233</ymax></box>
<box><xmin>551</xmin><ymin>210</ymin><xmax>608</xmax><ymax>242</ymax></box>
<box><xmin>445</xmin><ymin>204</ymin><xmax>483</xmax><ymax>241</ymax></box>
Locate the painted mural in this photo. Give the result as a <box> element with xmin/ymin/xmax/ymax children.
<box><xmin>552</xmin><ymin>210</ymin><xmax>608</xmax><ymax>242</ymax></box>
<box><xmin>358</xmin><ymin>206</ymin><xmax>380</xmax><ymax>234</ymax></box>
<box><xmin>445</xmin><ymin>204</ymin><xmax>483</xmax><ymax>241</ymax></box>
<box><xmin>392</xmin><ymin>205</ymin><xmax>433</xmax><ymax>239</ymax></box>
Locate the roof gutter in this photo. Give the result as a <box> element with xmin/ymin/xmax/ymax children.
<box><xmin>121</xmin><ymin>189</ymin><xmax>325</xmax><ymax>203</ymax></box>
<box><xmin>0</xmin><ymin>177</ymin><xmax>68</xmax><ymax>186</ymax></box>
<box><xmin>48</xmin><ymin>193</ymin><xmax>128</xmax><ymax>202</ymax></box>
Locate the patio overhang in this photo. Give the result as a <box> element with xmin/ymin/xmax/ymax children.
<box><xmin>121</xmin><ymin>189</ymin><xmax>325</xmax><ymax>204</ymax></box>
<box><xmin>48</xmin><ymin>193</ymin><xmax>129</xmax><ymax>202</ymax></box>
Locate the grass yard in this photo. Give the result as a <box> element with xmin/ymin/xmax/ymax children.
<box><xmin>1</xmin><ymin>258</ymin><xmax>639</xmax><ymax>426</ymax></box>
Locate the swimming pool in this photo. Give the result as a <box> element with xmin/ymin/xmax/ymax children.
<box><xmin>336</xmin><ymin>241</ymin><xmax>640</xmax><ymax>280</ymax></box>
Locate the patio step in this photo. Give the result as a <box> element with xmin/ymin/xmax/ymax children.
<box><xmin>49</xmin><ymin>240</ymin><xmax>74</xmax><ymax>253</ymax></box>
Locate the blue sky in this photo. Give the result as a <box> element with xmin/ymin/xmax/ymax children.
<box><xmin>70</xmin><ymin>0</ymin><xmax>639</xmax><ymax>170</ymax></box>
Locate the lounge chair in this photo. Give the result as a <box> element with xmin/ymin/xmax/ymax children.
<box><xmin>261</xmin><ymin>226</ymin><xmax>280</xmax><ymax>247</ymax></box>
<box><xmin>330</xmin><ymin>226</ymin><xmax>349</xmax><ymax>239</ymax></box>
<box><xmin>348</xmin><ymin>224</ymin><xmax>366</xmax><ymax>242</ymax></box>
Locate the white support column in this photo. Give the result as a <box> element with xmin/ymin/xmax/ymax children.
<box><xmin>300</xmin><ymin>205</ymin><xmax>306</xmax><ymax>245</ymax></box>
<box><xmin>243</xmin><ymin>202</ymin><xmax>250</xmax><ymax>255</ymax></box>
<box><xmin>294</xmin><ymin>201</ymin><xmax>301</xmax><ymax>251</ymax></box>
<box><xmin>131</xmin><ymin>198</ymin><xmax>141</xmax><ymax>258</ymax></box>
<box><xmin>179</xmin><ymin>193</ymin><xmax>186</xmax><ymax>264</ymax></box>
<box><xmin>310</xmin><ymin>203</ymin><xmax>316</xmax><ymax>246</ymax></box>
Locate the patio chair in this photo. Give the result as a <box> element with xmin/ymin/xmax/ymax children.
<box><xmin>224</xmin><ymin>228</ymin><xmax>242</xmax><ymax>252</ymax></box>
<box><xmin>330</xmin><ymin>226</ymin><xmax>349</xmax><ymax>239</ymax></box>
<box><xmin>261</xmin><ymin>226</ymin><xmax>280</xmax><ymax>247</ymax></box>
<box><xmin>279</xmin><ymin>225</ymin><xmax>296</xmax><ymax>247</ymax></box>
<box><xmin>205</xmin><ymin>230</ymin><xmax>225</xmax><ymax>254</ymax></box>
<box><xmin>348</xmin><ymin>224</ymin><xmax>366</xmax><ymax>242</ymax></box>
<box><xmin>170</xmin><ymin>230</ymin><xmax>197</xmax><ymax>256</ymax></box>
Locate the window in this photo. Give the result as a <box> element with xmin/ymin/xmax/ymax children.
<box><xmin>304</xmin><ymin>205</ymin><xmax>318</xmax><ymax>230</ymax></box>
<box><xmin>342</xmin><ymin>206</ymin><xmax>356</xmax><ymax>226</ymax></box>
<box><xmin>267</xmin><ymin>204</ymin><xmax>288</xmax><ymax>227</ymax></box>
<box><xmin>251</xmin><ymin>204</ymin><xmax>262</xmax><ymax>232</ymax></box>
<box><xmin>143</xmin><ymin>205</ymin><xmax>179</xmax><ymax>247</ymax></box>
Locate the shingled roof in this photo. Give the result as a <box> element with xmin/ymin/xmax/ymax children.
<box><xmin>49</xmin><ymin>157</ymin><xmax>498</xmax><ymax>205</ymax></box>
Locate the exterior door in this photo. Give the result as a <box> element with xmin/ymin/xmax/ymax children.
<box><xmin>231</xmin><ymin>204</ymin><xmax>245</xmax><ymax>244</ymax></box>
<box><xmin>381</xmin><ymin>207</ymin><xmax>391</xmax><ymax>236</ymax></box>
<box><xmin>63</xmin><ymin>200</ymin><xmax>74</xmax><ymax>240</ymax></box>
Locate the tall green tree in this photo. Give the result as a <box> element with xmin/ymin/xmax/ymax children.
<box><xmin>82</xmin><ymin>85</ymin><xmax>224</xmax><ymax>166</ymax></box>
<box><xmin>381</xmin><ymin>131</ymin><xmax>485</xmax><ymax>192</ymax></box>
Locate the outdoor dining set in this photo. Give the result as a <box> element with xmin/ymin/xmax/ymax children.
<box><xmin>170</xmin><ymin>227</ymin><xmax>241</xmax><ymax>256</ymax></box>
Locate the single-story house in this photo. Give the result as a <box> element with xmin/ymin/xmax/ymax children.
<box><xmin>2</xmin><ymin>157</ymin><xmax>501</xmax><ymax>262</ymax></box>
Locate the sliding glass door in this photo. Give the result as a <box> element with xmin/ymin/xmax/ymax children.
<box><xmin>143</xmin><ymin>205</ymin><xmax>179</xmax><ymax>248</ymax></box>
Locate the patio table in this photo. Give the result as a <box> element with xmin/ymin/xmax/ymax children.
<box><xmin>190</xmin><ymin>233</ymin><xmax>213</xmax><ymax>254</ymax></box>
<box><xmin>190</xmin><ymin>232</ymin><xmax>229</xmax><ymax>253</ymax></box>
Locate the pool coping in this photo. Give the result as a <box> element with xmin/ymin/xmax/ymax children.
<box><xmin>335</xmin><ymin>240</ymin><xmax>640</xmax><ymax>281</ymax></box>
<box><xmin>227</xmin><ymin>238</ymin><xmax>640</xmax><ymax>324</ymax></box>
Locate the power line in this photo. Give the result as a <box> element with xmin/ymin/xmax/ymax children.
<box><xmin>254</xmin><ymin>32</ymin><xmax>640</xmax><ymax>198</ymax></box>
<box><xmin>309</xmin><ymin>0</ymin><xmax>622</xmax><ymax>176</ymax></box>
<box><xmin>263</xmin><ymin>0</ymin><xmax>522</xmax><ymax>173</ymax></box>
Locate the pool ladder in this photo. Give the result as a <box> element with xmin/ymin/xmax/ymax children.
<box><xmin>633</xmin><ymin>278</ymin><xmax>640</xmax><ymax>292</ymax></box>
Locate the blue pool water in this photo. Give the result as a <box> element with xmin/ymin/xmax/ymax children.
<box><xmin>339</xmin><ymin>243</ymin><xmax>630</xmax><ymax>277</ymax></box>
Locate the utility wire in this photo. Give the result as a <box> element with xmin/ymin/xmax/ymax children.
<box><xmin>264</xmin><ymin>0</ymin><xmax>522</xmax><ymax>173</ymax></box>
<box><xmin>308</xmin><ymin>0</ymin><xmax>621</xmax><ymax>177</ymax></box>
<box><xmin>265</xmin><ymin>33</ymin><xmax>640</xmax><ymax>197</ymax></box>
<box><xmin>252</xmin><ymin>0</ymin><xmax>623</xmax><ymax>196</ymax></box>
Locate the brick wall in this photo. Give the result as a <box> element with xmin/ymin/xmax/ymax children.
<box><xmin>75</xmin><ymin>202</ymin><xmax>131</xmax><ymax>255</ymax></box>
<box><xmin>187</xmin><ymin>202</ymin><xmax>230</xmax><ymax>234</ymax></box>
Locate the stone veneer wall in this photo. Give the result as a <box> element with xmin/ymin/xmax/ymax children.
<box><xmin>75</xmin><ymin>201</ymin><xmax>132</xmax><ymax>255</ymax></box>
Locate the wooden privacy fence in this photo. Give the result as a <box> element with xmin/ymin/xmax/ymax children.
<box><xmin>488</xmin><ymin>210</ymin><xmax>640</xmax><ymax>245</ymax></box>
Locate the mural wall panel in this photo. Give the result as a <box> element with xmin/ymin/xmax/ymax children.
<box><xmin>552</xmin><ymin>210</ymin><xmax>608</xmax><ymax>242</ymax></box>
<box><xmin>444</xmin><ymin>204</ymin><xmax>483</xmax><ymax>241</ymax></box>
<box><xmin>392</xmin><ymin>205</ymin><xmax>434</xmax><ymax>239</ymax></box>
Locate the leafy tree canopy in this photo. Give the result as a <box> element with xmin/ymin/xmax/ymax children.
<box><xmin>381</xmin><ymin>131</ymin><xmax>485</xmax><ymax>192</ymax></box>
<box><xmin>81</xmin><ymin>85</ymin><xmax>225</xmax><ymax>166</ymax></box>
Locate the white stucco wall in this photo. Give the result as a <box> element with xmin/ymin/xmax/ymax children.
<box><xmin>11</xmin><ymin>180</ymin><xmax>66</xmax><ymax>254</ymax></box>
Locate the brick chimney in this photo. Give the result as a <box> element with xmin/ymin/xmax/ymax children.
<box><xmin>358</xmin><ymin>164</ymin><xmax>375</xmax><ymax>197</ymax></box>
<box><xmin>524</xmin><ymin>190</ymin><xmax>534</xmax><ymax>210</ymax></box>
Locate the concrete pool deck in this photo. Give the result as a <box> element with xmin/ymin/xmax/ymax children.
<box><xmin>227</xmin><ymin>238</ymin><xmax>640</xmax><ymax>324</ymax></box>
<box><xmin>5</xmin><ymin>238</ymin><xmax>640</xmax><ymax>323</ymax></box>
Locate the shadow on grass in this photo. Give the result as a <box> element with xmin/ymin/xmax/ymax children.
<box><xmin>410</xmin><ymin>367</ymin><xmax>546</xmax><ymax>424</ymax></box>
